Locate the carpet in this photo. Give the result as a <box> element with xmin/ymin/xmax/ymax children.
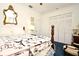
<box><xmin>54</xmin><ymin>42</ymin><xmax>64</xmax><ymax>56</ymax></box>
<box><xmin>47</xmin><ymin>42</ymin><xmax>64</xmax><ymax>56</ymax></box>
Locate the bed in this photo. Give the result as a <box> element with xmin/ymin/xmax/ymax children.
<box><xmin>0</xmin><ymin>34</ymin><xmax>51</xmax><ymax>56</ymax></box>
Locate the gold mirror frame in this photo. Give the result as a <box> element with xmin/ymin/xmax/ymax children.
<box><xmin>3</xmin><ymin>5</ymin><xmax>17</xmax><ymax>25</ymax></box>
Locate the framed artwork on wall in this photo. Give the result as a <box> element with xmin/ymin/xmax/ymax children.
<box><xmin>30</xmin><ymin>17</ymin><xmax>34</xmax><ymax>25</ymax></box>
<box><xmin>29</xmin><ymin>17</ymin><xmax>35</xmax><ymax>35</ymax></box>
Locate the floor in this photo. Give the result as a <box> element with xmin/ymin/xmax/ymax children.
<box><xmin>48</xmin><ymin>42</ymin><xmax>64</xmax><ymax>56</ymax></box>
<box><xmin>54</xmin><ymin>42</ymin><xmax>64</xmax><ymax>56</ymax></box>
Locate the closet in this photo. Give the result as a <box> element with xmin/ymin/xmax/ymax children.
<box><xmin>49</xmin><ymin>12</ymin><xmax>72</xmax><ymax>44</ymax></box>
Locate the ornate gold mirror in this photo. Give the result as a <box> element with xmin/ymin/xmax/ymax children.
<box><xmin>3</xmin><ymin>5</ymin><xmax>17</xmax><ymax>25</ymax></box>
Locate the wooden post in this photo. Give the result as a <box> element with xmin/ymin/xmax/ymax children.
<box><xmin>51</xmin><ymin>25</ymin><xmax>54</xmax><ymax>49</ymax></box>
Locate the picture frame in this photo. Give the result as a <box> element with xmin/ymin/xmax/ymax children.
<box><xmin>3</xmin><ymin>5</ymin><xmax>17</xmax><ymax>25</ymax></box>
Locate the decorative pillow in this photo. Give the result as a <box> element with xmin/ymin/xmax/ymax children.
<box><xmin>67</xmin><ymin>45</ymin><xmax>77</xmax><ymax>49</ymax></box>
<box><xmin>73</xmin><ymin>43</ymin><xmax>79</xmax><ymax>46</ymax></box>
<box><xmin>65</xmin><ymin>47</ymin><xmax>79</xmax><ymax>56</ymax></box>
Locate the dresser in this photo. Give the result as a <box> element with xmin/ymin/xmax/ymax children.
<box><xmin>72</xmin><ymin>35</ymin><xmax>79</xmax><ymax>48</ymax></box>
<box><xmin>73</xmin><ymin>35</ymin><xmax>79</xmax><ymax>44</ymax></box>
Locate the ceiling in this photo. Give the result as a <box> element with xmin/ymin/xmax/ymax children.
<box><xmin>25</xmin><ymin>3</ymin><xmax>76</xmax><ymax>14</ymax></box>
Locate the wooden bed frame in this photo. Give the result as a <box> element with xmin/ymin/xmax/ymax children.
<box><xmin>51</xmin><ymin>25</ymin><xmax>54</xmax><ymax>49</ymax></box>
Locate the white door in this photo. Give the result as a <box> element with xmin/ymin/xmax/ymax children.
<box><xmin>58</xmin><ymin>20</ymin><xmax>65</xmax><ymax>43</ymax></box>
<box><xmin>64</xmin><ymin>19</ymin><xmax>72</xmax><ymax>44</ymax></box>
<box><xmin>49</xmin><ymin>13</ymin><xmax>72</xmax><ymax>44</ymax></box>
<box><xmin>54</xmin><ymin>20</ymin><xmax>59</xmax><ymax>42</ymax></box>
<box><xmin>49</xmin><ymin>18</ymin><xmax>59</xmax><ymax>42</ymax></box>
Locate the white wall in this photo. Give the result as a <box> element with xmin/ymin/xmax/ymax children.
<box><xmin>0</xmin><ymin>3</ymin><xmax>79</xmax><ymax>41</ymax></box>
<box><xmin>72</xmin><ymin>5</ymin><xmax>79</xmax><ymax>29</ymax></box>
<box><xmin>40</xmin><ymin>6</ymin><xmax>73</xmax><ymax>37</ymax></box>
<box><xmin>39</xmin><ymin>5</ymin><xmax>79</xmax><ymax>43</ymax></box>
<box><xmin>0</xmin><ymin>3</ymin><xmax>41</xmax><ymax>36</ymax></box>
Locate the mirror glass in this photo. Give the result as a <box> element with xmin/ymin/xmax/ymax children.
<box><xmin>3</xmin><ymin>5</ymin><xmax>17</xmax><ymax>25</ymax></box>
